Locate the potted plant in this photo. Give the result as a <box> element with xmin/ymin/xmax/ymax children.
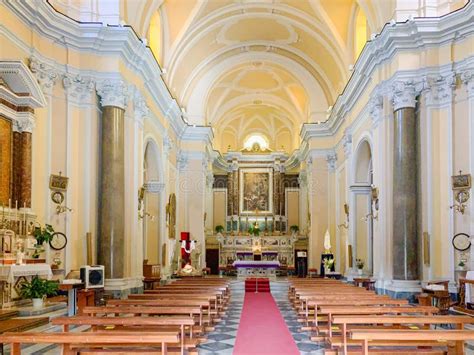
<box><xmin>19</xmin><ymin>275</ymin><xmax>58</xmax><ymax>309</ymax></box>
<box><xmin>32</xmin><ymin>223</ymin><xmax>55</xmax><ymax>246</ymax></box>
<box><xmin>248</xmin><ymin>224</ymin><xmax>260</xmax><ymax>236</ymax></box>
<box><xmin>215</xmin><ymin>225</ymin><xmax>225</xmax><ymax>234</ymax></box>
<box><xmin>290</xmin><ymin>225</ymin><xmax>299</xmax><ymax>235</ymax></box>
<box><xmin>458</xmin><ymin>259</ymin><xmax>466</xmax><ymax>271</ymax></box>
<box><xmin>356</xmin><ymin>259</ymin><xmax>364</xmax><ymax>275</ymax></box>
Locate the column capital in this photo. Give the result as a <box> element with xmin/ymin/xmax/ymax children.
<box><xmin>326</xmin><ymin>152</ymin><xmax>337</xmax><ymax>172</ymax></box>
<box><xmin>163</xmin><ymin>134</ymin><xmax>174</xmax><ymax>157</ymax></box>
<box><xmin>29</xmin><ymin>56</ymin><xmax>59</xmax><ymax>95</ymax></box>
<box><xmin>133</xmin><ymin>90</ymin><xmax>149</xmax><ymax>126</ymax></box>
<box><xmin>461</xmin><ymin>69</ymin><xmax>474</xmax><ymax>98</ymax></box>
<box><xmin>423</xmin><ymin>73</ymin><xmax>456</xmax><ymax>107</ymax></box>
<box><xmin>19</xmin><ymin>116</ymin><xmax>35</xmax><ymax>133</ymax></box>
<box><xmin>63</xmin><ymin>74</ymin><xmax>94</xmax><ymax>103</ymax></box>
<box><xmin>177</xmin><ymin>151</ymin><xmax>189</xmax><ymax>171</ymax></box>
<box><xmin>391</xmin><ymin>80</ymin><xmax>418</xmax><ymax>111</ymax></box>
<box><xmin>96</xmin><ymin>79</ymin><xmax>128</xmax><ymax>109</ymax></box>
<box><xmin>369</xmin><ymin>94</ymin><xmax>384</xmax><ymax>128</ymax></box>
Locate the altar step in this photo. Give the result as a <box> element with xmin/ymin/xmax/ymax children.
<box><xmin>245</xmin><ymin>278</ymin><xmax>271</xmax><ymax>293</ymax></box>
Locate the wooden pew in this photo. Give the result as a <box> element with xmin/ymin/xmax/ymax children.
<box><xmin>319</xmin><ymin>305</ymin><xmax>439</xmax><ymax>338</ymax></box>
<box><xmin>0</xmin><ymin>331</ymin><xmax>179</xmax><ymax>355</ymax></box>
<box><xmin>350</xmin><ymin>329</ymin><xmax>474</xmax><ymax>355</ymax></box>
<box><xmin>52</xmin><ymin>316</ymin><xmax>195</xmax><ymax>355</ymax></box>
<box><xmin>107</xmin><ymin>299</ymin><xmax>213</xmax><ymax>324</ymax></box>
<box><xmin>83</xmin><ymin>306</ymin><xmax>204</xmax><ymax>328</ymax></box>
<box><xmin>333</xmin><ymin>315</ymin><xmax>474</xmax><ymax>354</ymax></box>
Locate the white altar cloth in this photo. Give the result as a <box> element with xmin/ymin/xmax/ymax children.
<box><xmin>0</xmin><ymin>264</ymin><xmax>53</xmax><ymax>283</ymax></box>
<box><xmin>233</xmin><ymin>261</ymin><xmax>280</xmax><ymax>268</ymax></box>
<box><xmin>233</xmin><ymin>261</ymin><xmax>280</xmax><ymax>279</ymax></box>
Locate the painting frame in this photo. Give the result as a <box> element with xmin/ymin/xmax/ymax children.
<box><xmin>452</xmin><ymin>173</ymin><xmax>471</xmax><ymax>190</ymax></box>
<box><xmin>239</xmin><ymin>167</ymin><xmax>273</xmax><ymax>215</ymax></box>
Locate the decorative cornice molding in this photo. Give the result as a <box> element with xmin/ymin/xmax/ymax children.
<box><xmin>96</xmin><ymin>79</ymin><xmax>128</xmax><ymax>110</ymax></box>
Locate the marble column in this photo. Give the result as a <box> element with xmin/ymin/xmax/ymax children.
<box><xmin>11</xmin><ymin>126</ymin><xmax>22</xmax><ymax>205</ymax></box>
<box><xmin>392</xmin><ymin>81</ymin><xmax>418</xmax><ymax>280</ymax></box>
<box><xmin>19</xmin><ymin>131</ymin><xmax>33</xmax><ymax>208</ymax></box>
<box><xmin>96</xmin><ymin>81</ymin><xmax>127</xmax><ymax>279</ymax></box>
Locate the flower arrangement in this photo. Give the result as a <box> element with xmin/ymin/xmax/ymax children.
<box><xmin>248</xmin><ymin>224</ymin><xmax>260</xmax><ymax>236</ymax></box>
<box><xmin>20</xmin><ymin>275</ymin><xmax>58</xmax><ymax>301</ymax></box>
<box><xmin>290</xmin><ymin>225</ymin><xmax>299</xmax><ymax>234</ymax></box>
<box><xmin>32</xmin><ymin>223</ymin><xmax>55</xmax><ymax>246</ymax></box>
<box><xmin>323</xmin><ymin>258</ymin><xmax>335</xmax><ymax>269</ymax></box>
<box><xmin>356</xmin><ymin>259</ymin><xmax>365</xmax><ymax>270</ymax></box>
<box><xmin>215</xmin><ymin>225</ymin><xmax>225</xmax><ymax>234</ymax></box>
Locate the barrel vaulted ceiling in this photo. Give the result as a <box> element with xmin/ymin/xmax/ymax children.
<box><xmin>124</xmin><ymin>0</ymin><xmax>394</xmax><ymax>152</ymax></box>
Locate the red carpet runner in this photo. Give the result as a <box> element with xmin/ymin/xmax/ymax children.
<box><xmin>233</xmin><ymin>292</ymin><xmax>299</xmax><ymax>355</ymax></box>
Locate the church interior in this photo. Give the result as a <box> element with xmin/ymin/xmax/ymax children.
<box><xmin>1</xmin><ymin>0</ymin><xmax>474</xmax><ymax>353</ymax></box>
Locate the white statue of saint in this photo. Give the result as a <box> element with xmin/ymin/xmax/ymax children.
<box><xmin>324</xmin><ymin>229</ymin><xmax>331</xmax><ymax>253</ymax></box>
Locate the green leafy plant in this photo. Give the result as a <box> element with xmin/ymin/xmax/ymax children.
<box><xmin>248</xmin><ymin>224</ymin><xmax>260</xmax><ymax>236</ymax></box>
<box><xmin>356</xmin><ymin>258</ymin><xmax>365</xmax><ymax>269</ymax></box>
<box><xmin>290</xmin><ymin>225</ymin><xmax>299</xmax><ymax>233</ymax></box>
<box><xmin>459</xmin><ymin>260</ymin><xmax>466</xmax><ymax>267</ymax></box>
<box><xmin>19</xmin><ymin>275</ymin><xmax>58</xmax><ymax>300</ymax></box>
<box><xmin>323</xmin><ymin>258</ymin><xmax>334</xmax><ymax>269</ymax></box>
<box><xmin>32</xmin><ymin>224</ymin><xmax>55</xmax><ymax>246</ymax></box>
<box><xmin>215</xmin><ymin>225</ymin><xmax>225</xmax><ymax>234</ymax></box>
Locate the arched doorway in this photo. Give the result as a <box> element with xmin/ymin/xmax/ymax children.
<box><xmin>143</xmin><ymin>141</ymin><xmax>162</xmax><ymax>266</ymax></box>
<box><xmin>352</xmin><ymin>139</ymin><xmax>374</xmax><ymax>274</ymax></box>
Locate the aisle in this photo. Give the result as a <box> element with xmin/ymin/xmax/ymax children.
<box><xmin>233</xmin><ymin>291</ymin><xmax>299</xmax><ymax>355</ymax></box>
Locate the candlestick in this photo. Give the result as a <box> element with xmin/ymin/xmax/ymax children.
<box><xmin>23</xmin><ymin>202</ymin><xmax>26</xmax><ymax>236</ymax></box>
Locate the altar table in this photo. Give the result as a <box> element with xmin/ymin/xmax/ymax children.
<box><xmin>0</xmin><ymin>264</ymin><xmax>53</xmax><ymax>307</ymax></box>
<box><xmin>233</xmin><ymin>260</ymin><xmax>280</xmax><ymax>280</ymax></box>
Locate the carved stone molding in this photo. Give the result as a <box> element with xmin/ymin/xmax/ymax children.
<box><xmin>326</xmin><ymin>153</ymin><xmax>337</xmax><ymax>172</ymax></box>
<box><xmin>423</xmin><ymin>73</ymin><xmax>456</xmax><ymax>106</ymax></box>
<box><xmin>29</xmin><ymin>56</ymin><xmax>59</xmax><ymax>94</ymax></box>
<box><xmin>369</xmin><ymin>94</ymin><xmax>384</xmax><ymax>127</ymax></box>
<box><xmin>133</xmin><ymin>89</ymin><xmax>149</xmax><ymax>126</ymax></box>
<box><xmin>461</xmin><ymin>70</ymin><xmax>474</xmax><ymax>98</ymax></box>
<box><xmin>391</xmin><ymin>80</ymin><xmax>418</xmax><ymax>110</ymax></box>
<box><xmin>163</xmin><ymin>134</ymin><xmax>174</xmax><ymax>157</ymax></box>
<box><xmin>96</xmin><ymin>80</ymin><xmax>128</xmax><ymax>110</ymax></box>
<box><xmin>63</xmin><ymin>74</ymin><xmax>94</xmax><ymax>103</ymax></box>
<box><xmin>343</xmin><ymin>130</ymin><xmax>352</xmax><ymax>158</ymax></box>
<box><xmin>177</xmin><ymin>151</ymin><xmax>189</xmax><ymax>171</ymax></box>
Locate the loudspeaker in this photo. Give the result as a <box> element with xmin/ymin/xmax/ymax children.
<box><xmin>80</xmin><ymin>265</ymin><xmax>105</xmax><ymax>288</ymax></box>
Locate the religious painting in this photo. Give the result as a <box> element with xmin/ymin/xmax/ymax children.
<box><xmin>452</xmin><ymin>172</ymin><xmax>471</xmax><ymax>190</ymax></box>
<box><xmin>239</xmin><ymin>168</ymin><xmax>273</xmax><ymax>214</ymax></box>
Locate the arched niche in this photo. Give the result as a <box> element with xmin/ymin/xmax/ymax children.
<box><xmin>142</xmin><ymin>139</ymin><xmax>163</xmax><ymax>266</ymax></box>
<box><xmin>352</xmin><ymin>139</ymin><xmax>374</xmax><ymax>274</ymax></box>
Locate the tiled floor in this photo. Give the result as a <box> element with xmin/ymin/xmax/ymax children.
<box><xmin>197</xmin><ymin>279</ymin><xmax>325</xmax><ymax>355</ymax></box>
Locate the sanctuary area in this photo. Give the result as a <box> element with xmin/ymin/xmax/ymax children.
<box><xmin>0</xmin><ymin>0</ymin><xmax>474</xmax><ymax>354</ymax></box>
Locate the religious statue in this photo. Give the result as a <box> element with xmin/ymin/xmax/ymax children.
<box><xmin>190</xmin><ymin>241</ymin><xmax>201</xmax><ymax>270</ymax></box>
<box><xmin>324</xmin><ymin>229</ymin><xmax>332</xmax><ymax>253</ymax></box>
<box><xmin>15</xmin><ymin>239</ymin><xmax>25</xmax><ymax>265</ymax></box>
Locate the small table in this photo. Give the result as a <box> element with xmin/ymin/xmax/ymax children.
<box><xmin>59</xmin><ymin>282</ymin><xmax>84</xmax><ymax>317</ymax></box>
<box><xmin>354</xmin><ymin>277</ymin><xmax>376</xmax><ymax>290</ymax></box>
